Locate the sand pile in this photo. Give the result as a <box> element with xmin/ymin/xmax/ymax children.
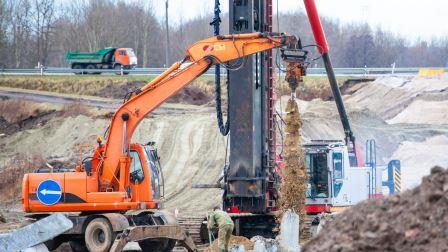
<box><xmin>303</xmin><ymin>166</ymin><xmax>448</xmax><ymax>252</ymax></box>
<box><xmin>387</xmin><ymin>100</ymin><xmax>448</xmax><ymax>125</ymax></box>
<box><xmin>280</xmin><ymin>98</ymin><xmax>308</xmax><ymax>237</ymax></box>
<box><xmin>344</xmin><ymin>76</ymin><xmax>448</xmax><ymax>121</ymax></box>
<box><xmin>275</xmin><ymin>76</ymin><xmax>448</xmax><ymax>192</ymax></box>
<box><xmin>391</xmin><ymin>135</ymin><xmax>448</xmax><ymax>189</ymax></box>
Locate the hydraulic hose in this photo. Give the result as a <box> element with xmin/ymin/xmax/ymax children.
<box><xmin>211</xmin><ymin>0</ymin><xmax>230</xmax><ymax>136</ymax></box>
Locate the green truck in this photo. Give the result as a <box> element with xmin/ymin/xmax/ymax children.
<box><xmin>66</xmin><ymin>47</ymin><xmax>137</xmax><ymax>74</ymax></box>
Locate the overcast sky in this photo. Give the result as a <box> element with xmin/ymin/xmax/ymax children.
<box><xmin>153</xmin><ymin>0</ymin><xmax>448</xmax><ymax>40</ymax></box>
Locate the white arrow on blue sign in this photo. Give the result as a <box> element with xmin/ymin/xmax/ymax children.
<box><xmin>37</xmin><ymin>179</ymin><xmax>62</xmax><ymax>205</ymax></box>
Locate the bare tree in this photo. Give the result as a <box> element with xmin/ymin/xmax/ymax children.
<box><xmin>12</xmin><ymin>0</ymin><xmax>33</xmax><ymax>67</ymax></box>
<box><xmin>34</xmin><ymin>0</ymin><xmax>55</xmax><ymax>65</ymax></box>
<box><xmin>0</xmin><ymin>0</ymin><xmax>8</xmax><ymax>67</ymax></box>
<box><xmin>1</xmin><ymin>2</ymin><xmax>447</xmax><ymax>68</ymax></box>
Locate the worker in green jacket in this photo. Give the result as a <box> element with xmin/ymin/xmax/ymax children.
<box><xmin>207</xmin><ymin>207</ymin><xmax>234</xmax><ymax>252</ymax></box>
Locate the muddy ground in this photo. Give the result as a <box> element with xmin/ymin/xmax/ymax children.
<box><xmin>0</xmin><ymin>75</ymin><xmax>447</xmax><ymax>214</ymax></box>
<box><xmin>303</xmin><ymin>166</ymin><xmax>448</xmax><ymax>252</ymax></box>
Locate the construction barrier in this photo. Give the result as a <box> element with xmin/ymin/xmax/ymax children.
<box><xmin>382</xmin><ymin>160</ymin><xmax>401</xmax><ymax>195</ymax></box>
<box><xmin>418</xmin><ymin>68</ymin><xmax>445</xmax><ymax>76</ymax></box>
<box><xmin>393</xmin><ymin>167</ymin><xmax>402</xmax><ymax>193</ymax></box>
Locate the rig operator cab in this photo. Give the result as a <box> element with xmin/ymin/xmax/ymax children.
<box><xmin>304</xmin><ymin>140</ymin><xmax>401</xmax><ymax>214</ymax></box>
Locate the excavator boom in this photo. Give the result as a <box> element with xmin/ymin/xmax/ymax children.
<box><xmin>100</xmin><ymin>32</ymin><xmax>297</xmax><ymax>189</ymax></box>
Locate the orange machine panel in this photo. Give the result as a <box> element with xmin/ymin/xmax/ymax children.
<box><xmin>63</xmin><ymin>172</ymin><xmax>87</xmax><ymax>203</ymax></box>
<box><xmin>86</xmin><ymin>171</ymin><xmax>99</xmax><ymax>193</ymax></box>
<box><xmin>27</xmin><ymin>173</ymin><xmax>65</xmax><ymax>208</ymax></box>
<box><xmin>87</xmin><ymin>192</ymin><xmax>127</xmax><ymax>203</ymax></box>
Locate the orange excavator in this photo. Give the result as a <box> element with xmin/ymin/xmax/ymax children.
<box><xmin>21</xmin><ymin>32</ymin><xmax>302</xmax><ymax>251</ymax></box>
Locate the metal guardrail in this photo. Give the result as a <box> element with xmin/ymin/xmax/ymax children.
<box><xmin>0</xmin><ymin>67</ymin><xmax>446</xmax><ymax>77</ymax></box>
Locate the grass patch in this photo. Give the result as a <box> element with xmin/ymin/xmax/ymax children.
<box><xmin>0</xmin><ymin>75</ymin><xmax>349</xmax><ymax>103</ymax></box>
<box><xmin>0</xmin><ymin>75</ymin><xmax>148</xmax><ymax>96</ymax></box>
<box><xmin>0</xmin><ymin>75</ymin><xmax>218</xmax><ymax>105</ymax></box>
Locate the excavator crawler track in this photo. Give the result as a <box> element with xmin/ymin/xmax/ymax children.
<box><xmin>175</xmin><ymin>216</ymin><xmax>209</xmax><ymax>251</ymax></box>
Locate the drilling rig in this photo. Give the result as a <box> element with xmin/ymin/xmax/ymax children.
<box><xmin>211</xmin><ymin>0</ymin><xmax>402</xmax><ymax>239</ymax></box>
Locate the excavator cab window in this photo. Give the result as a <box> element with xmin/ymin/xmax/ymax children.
<box><xmin>305</xmin><ymin>152</ymin><xmax>329</xmax><ymax>198</ymax></box>
<box><xmin>130</xmin><ymin>151</ymin><xmax>144</xmax><ymax>184</ymax></box>
<box><xmin>144</xmin><ymin>147</ymin><xmax>161</xmax><ymax>199</ymax></box>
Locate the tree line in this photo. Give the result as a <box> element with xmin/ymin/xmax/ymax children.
<box><xmin>0</xmin><ymin>0</ymin><xmax>447</xmax><ymax>68</ymax></box>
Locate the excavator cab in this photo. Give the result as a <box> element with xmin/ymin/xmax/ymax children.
<box><xmin>134</xmin><ymin>143</ymin><xmax>164</xmax><ymax>200</ymax></box>
<box><xmin>115</xmin><ymin>143</ymin><xmax>164</xmax><ymax>205</ymax></box>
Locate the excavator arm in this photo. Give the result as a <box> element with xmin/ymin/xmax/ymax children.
<box><xmin>99</xmin><ymin>32</ymin><xmax>298</xmax><ymax>189</ymax></box>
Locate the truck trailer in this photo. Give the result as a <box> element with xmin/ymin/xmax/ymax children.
<box><xmin>66</xmin><ymin>47</ymin><xmax>137</xmax><ymax>74</ymax></box>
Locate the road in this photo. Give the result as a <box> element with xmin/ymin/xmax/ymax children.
<box><xmin>1</xmin><ymin>66</ymin><xmax>439</xmax><ymax>76</ymax></box>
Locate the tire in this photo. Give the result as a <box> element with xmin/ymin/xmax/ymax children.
<box><xmin>138</xmin><ymin>239</ymin><xmax>176</xmax><ymax>252</ymax></box>
<box><xmin>114</xmin><ymin>64</ymin><xmax>122</xmax><ymax>75</ymax></box>
<box><xmin>69</xmin><ymin>240</ymin><xmax>87</xmax><ymax>252</ymax></box>
<box><xmin>84</xmin><ymin>218</ymin><xmax>116</xmax><ymax>252</ymax></box>
<box><xmin>44</xmin><ymin>237</ymin><xmax>64</xmax><ymax>251</ymax></box>
<box><xmin>72</xmin><ymin>64</ymin><xmax>83</xmax><ymax>75</ymax></box>
<box><xmin>86</xmin><ymin>64</ymin><xmax>98</xmax><ymax>74</ymax></box>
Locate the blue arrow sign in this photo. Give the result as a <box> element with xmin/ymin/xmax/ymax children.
<box><xmin>37</xmin><ymin>179</ymin><xmax>62</xmax><ymax>205</ymax></box>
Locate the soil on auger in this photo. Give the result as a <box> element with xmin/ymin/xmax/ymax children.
<box><xmin>280</xmin><ymin>98</ymin><xmax>308</xmax><ymax>239</ymax></box>
<box><xmin>303</xmin><ymin>166</ymin><xmax>448</xmax><ymax>252</ymax></box>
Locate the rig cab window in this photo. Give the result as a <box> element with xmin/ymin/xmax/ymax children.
<box><xmin>306</xmin><ymin>152</ymin><xmax>329</xmax><ymax>198</ymax></box>
<box><xmin>119</xmin><ymin>50</ymin><xmax>126</xmax><ymax>56</ymax></box>
<box><xmin>333</xmin><ymin>152</ymin><xmax>344</xmax><ymax>179</ymax></box>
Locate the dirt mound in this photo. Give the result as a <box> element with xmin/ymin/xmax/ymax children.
<box><xmin>205</xmin><ymin>235</ymin><xmax>254</xmax><ymax>252</ymax></box>
<box><xmin>0</xmin><ymin>100</ymin><xmax>94</xmax><ymax>136</ymax></box>
<box><xmin>303</xmin><ymin>166</ymin><xmax>448</xmax><ymax>252</ymax></box>
<box><xmin>0</xmin><ymin>155</ymin><xmax>45</xmax><ymax>205</ymax></box>
<box><xmin>93</xmin><ymin>81</ymin><xmax>144</xmax><ymax>99</ymax></box>
<box><xmin>0</xmin><ymin>113</ymin><xmax>56</xmax><ymax>135</ymax></box>
<box><xmin>168</xmin><ymin>85</ymin><xmax>213</xmax><ymax>105</ymax></box>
